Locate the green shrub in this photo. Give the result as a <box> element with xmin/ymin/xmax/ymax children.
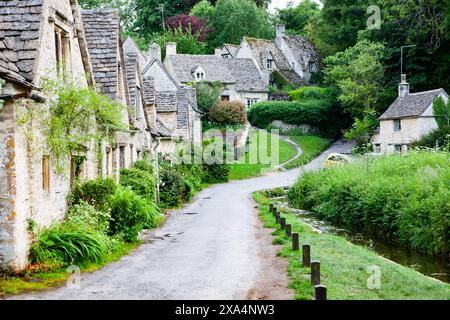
<box><xmin>288</xmin><ymin>151</ymin><xmax>450</xmax><ymax>256</ymax></box>
<box><xmin>247</xmin><ymin>100</ymin><xmax>332</xmax><ymax>129</ymax></box>
<box><xmin>109</xmin><ymin>187</ymin><xmax>160</xmax><ymax>242</ymax></box>
<box><xmin>288</xmin><ymin>86</ymin><xmax>331</xmax><ymax>101</ymax></box>
<box><xmin>202</xmin><ymin>163</ymin><xmax>230</xmax><ymax>183</ymax></box>
<box><xmin>120</xmin><ymin>167</ymin><xmax>156</xmax><ymax>202</ymax></box>
<box><xmin>66</xmin><ymin>201</ymin><xmax>111</xmax><ymax>234</ymax></box>
<box><xmin>208</xmin><ymin>101</ymin><xmax>247</xmax><ymax>125</ymax></box>
<box><xmin>30</xmin><ymin>223</ymin><xmax>109</xmax><ymax>266</ymax></box>
<box><xmin>159</xmin><ymin>170</ymin><xmax>185</xmax><ymax>208</ymax></box>
<box><xmin>132</xmin><ymin>159</ymin><xmax>154</xmax><ymax>174</ymax></box>
<box><xmin>409</xmin><ymin>127</ymin><xmax>450</xmax><ymax>150</ymax></box>
<box><xmin>69</xmin><ymin>178</ymin><xmax>117</xmax><ymax>213</ymax></box>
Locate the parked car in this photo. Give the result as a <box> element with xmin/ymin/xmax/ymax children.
<box><xmin>323</xmin><ymin>153</ymin><xmax>351</xmax><ymax>168</ymax></box>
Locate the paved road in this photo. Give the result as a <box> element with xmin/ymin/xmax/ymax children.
<box><xmin>11</xmin><ymin>140</ymin><xmax>353</xmax><ymax>300</ymax></box>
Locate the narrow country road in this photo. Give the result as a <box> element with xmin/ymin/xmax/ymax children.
<box><xmin>10</xmin><ymin>140</ymin><xmax>353</xmax><ymax>300</ymax></box>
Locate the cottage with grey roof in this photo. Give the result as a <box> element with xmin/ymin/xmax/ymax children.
<box><xmin>233</xmin><ymin>24</ymin><xmax>321</xmax><ymax>87</ymax></box>
<box><xmin>0</xmin><ymin>0</ymin><xmax>100</xmax><ymax>272</ymax></box>
<box><xmin>164</xmin><ymin>43</ymin><xmax>268</xmax><ymax>108</ymax></box>
<box><xmin>371</xmin><ymin>74</ymin><xmax>448</xmax><ymax>153</ymax></box>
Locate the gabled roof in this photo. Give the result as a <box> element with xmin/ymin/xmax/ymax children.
<box><xmin>124</xmin><ymin>52</ymin><xmax>140</xmax><ymax>107</ymax></box>
<box><xmin>0</xmin><ymin>0</ymin><xmax>44</xmax><ymax>87</ymax></box>
<box><xmin>165</xmin><ymin>54</ymin><xmax>235</xmax><ymax>84</ymax></box>
<box><xmin>156</xmin><ymin>117</ymin><xmax>174</xmax><ymax>137</ymax></box>
<box><xmin>82</xmin><ymin>8</ymin><xmax>120</xmax><ymax>99</ymax></box>
<box><xmin>222</xmin><ymin>43</ymin><xmax>239</xmax><ymax>57</ymax></box>
<box><xmin>143</xmin><ymin>57</ymin><xmax>180</xmax><ymax>90</ymax></box>
<box><xmin>123</xmin><ymin>37</ymin><xmax>148</xmax><ymax>69</ymax></box>
<box><xmin>282</xmin><ymin>35</ymin><xmax>322</xmax><ymax>71</ymax></box>
<box><xmin>156</xmin><ymin>91</ymin><xmax>177</xmax><ymax>112</ymax></box>
<box><xmin>379</xmin><ymin>89</ymin><xmax>448</xmax><ymax>120</ymax></box>
<box><xmin>142</xmin><ymin>76</ymin><xmax>155</xmax><ymax>105</ymax></box>
<box><xmin>165</xmin><ymin>54</ymin><xmax>267</xmax><ymax>92</ymax></box>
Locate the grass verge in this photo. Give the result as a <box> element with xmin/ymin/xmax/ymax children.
<box><xmin>283</xmin><ymin>130</ymin><xmax>331</xmax><ymax>170</ymax></box>
<box><xmin>229</xmin><ymin>129</ymin><xmax>297</xmax><ymax>180</ymax></box>
<box><xmin>0</xmin><ymin>241</ymin><xmax>139</xmax><ymax>298</ymax></box>
<box><xmin>253</xmin><ymin>190</ymin><xmax>450</xmax><ymax>300</ymax></box>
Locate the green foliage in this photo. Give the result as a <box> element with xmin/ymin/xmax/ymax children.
<box><xmin>288</xmin><ymin>151</ymin><xmax>450</xmax><ymax>256</ymax></box>
<box><xmin>190</xmin><ymin>0</ymin><xmax>216</xmax><ymax>20</ymax></box>
<box><xmin>149</xmin><ymin>26</ymin><xmax>207</xmax><ymax>59</ymax></box>
<box><xmin>66</xmin><ymin>201</ymin><xmax>112</xmax><ymax>234</ymax></box>
<box><xmin>30</xmin><ymin>223</ymin><xmax>109</xmax><ymax>266</ymax></box>
<box><xmin>343</xmin><ymin>109</ymin><xmax>379</xmax><ymax>146</ymax></box>
<box><xmin>193</xmin><ymin>81</ymin><xmax>224</xmax><ymax>112</ymax></box>
<box><xmin>276</xmin><ymin>0</ymin><xmax>319</xmax><ymax>35</ymax></box>
<box><xmin>432</xmin><ymin>97</ymin><xmax>450</xmax><ymax>129</ymax></box>
<box><xmin>208</xmin><ymin>101</ymin><xmax>246</xmax><ymax>125</ymax></box>
<box><xmin>132</xmin><ymin>158</ymin><xmax>154</xmax><ymax>174</ymax></box>
<box><xmin>270</xmin><ymin>70</ymin><xmax>291</xmax><ymax>91</ymax></box>
<box><xmin>69</xmin><ymin>178</ymin><xmax>118</xmax><ymax>214</ymax></box>
<box><xmin>202</xmin><ymin>163</ymin><xmax>230</xmax><ymax>183</ymax></box>
<box><xmin>247</xmin><ymin>99</ymin><xmax>334</xmax><ymax>132</ymax></box>
<box><xmin>410</xmin><ymin>127</ymin><xmax>450</xmax><ymax>150</ymax></box>
<box><xmin>109</xmin><ymin>187</ymin><xmax>160</xmax><ymax>242</ymax></box>
<box><xmin>120</xmin><ymin>167</ymin><xmax>156</xmax><ymax>203</ymax></box>
<box><xmin>159</xmin><ymin>169</ymin><xmax>185</xmax><ymax>208</ymax></box>
<box><xmin>207</xmin><ymin>0</ymin><xmax>274</xmax><ymax>49</ymax></box>
<box><xmin>324</xmin><ymin>40</ymin><xmax>385</xmax><ymax>118</ymax></box>
<box><xmin>288</xmin><ymin>86</ymin><xmax>331</xmax><ymax>101</ymax></box>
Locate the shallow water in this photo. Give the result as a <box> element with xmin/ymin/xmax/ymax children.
<box><xmin>271</xmin><ymin>196</ymin><xmax>450</xmax><ymax>283</ymax></box>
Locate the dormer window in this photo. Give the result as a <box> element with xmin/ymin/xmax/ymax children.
<box><xmin>308</xmin><ymin>61</ymin><xmax>317</xmax><ymax>72</ymax></box>
<box><xmin>192</xmin><ymin>65</ymin><xmax>206</xmax><ymax>81</ymax></box>
<box><xmin>267</xmin><ymin>59</ymin><xmax>274</xmax><ymax>69</ymax></box>
<box><xmin>196</xmin><ymin>72</ymin><xmax>205</xmax><ymax>80</ymax></box>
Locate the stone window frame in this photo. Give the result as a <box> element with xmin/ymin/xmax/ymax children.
<box><xmin>308</xmin><ymin>61</ymin><xmax>317</xmax><ymax>73</ymax></box>
<box><xmin>393</xmin><ymin>119</ymin><xmax>401</xmax><ymax>132</ymax></box>
<box><xmin>52</xmin><ymin>19</ymin><xmax>72</xmax><ymax>78</ymax></box>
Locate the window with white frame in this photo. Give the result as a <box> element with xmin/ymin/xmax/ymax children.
<box><xmin>246</xmin><ymin>98</ymin><xmax>259</xmax><ymax>108</ymax></box>
<box><xmin>267</xmin><ymin>58</ymin><xmax>274</xmax><ymax>69</ymax></box>
<box><xmin>393</xmin><ymin>119</ymin><xmax>401</xmax><ymax>132</ymax></box>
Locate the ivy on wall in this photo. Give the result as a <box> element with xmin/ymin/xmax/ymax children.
<box><xmin>17</xmin><ymin>78</ymin><xmax>127</xmax><ymax>174</ymax></box>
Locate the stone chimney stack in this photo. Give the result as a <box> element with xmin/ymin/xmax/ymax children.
<box><xmin>148</xmin><ymin>42</ymin><xmax>161</xmax><ymax>61</ymax></box>
<box><xmin>275</xmin><ymin>24</ymin><xmax>285</xmax><ymax>46</ymax></box>
<box><xmin>215</xmin><ymin>48</ymin><xmax>222</xmax><ymax>57</ymax></box>
<box><xmin>398</xmin><ymin>74</ymin><xmax>410</xmax><ymax>98</ymax></box>
<box><xmin>166</xmin><ymin>42</ymin><xmax>177</xmax><ymax>56</ymax></box>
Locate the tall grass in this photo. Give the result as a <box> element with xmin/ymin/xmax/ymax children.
<box><xmin>288</xmin><ymin>151</ymin><xmax>450</xmax><ymax>256</ymax></box>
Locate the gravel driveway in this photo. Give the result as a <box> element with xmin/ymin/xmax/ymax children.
<box><xmin>10</xmin><ymin>140</ymin><xmax>353</xmax><ymax>300</ymax></box>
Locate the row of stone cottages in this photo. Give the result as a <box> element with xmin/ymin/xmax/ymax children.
<box><xmin>0</xmin><ymin>1</ymin><xmax>204</xmax><ymax>272</ymax></box>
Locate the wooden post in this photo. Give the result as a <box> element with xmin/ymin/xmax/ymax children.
<box><xmin>292</xmin><ymin>233</ymin><xmax>299</xmax><ymax>251</ymax></box>
<box><xmin>302</xmin><ymin>244</ymin><xmax>311</xmax><ymax>267</ymax></box>
<box><xmin>314</xmin><ymin>285</ymin><xmax>327</xmax><ymax>300</ymax></box>
<box><xmin>311</xmin><ymin>261</ymin><xmax>320</xmax><ymax>286</ymax></box>
<box><xmin>280</xmin><ymin>217</ymin><xmax>286</xmax><ymax>229</ymax></box>
<box><xmin>285</xmin><ymin>224</ymin><xmax>291</xmax><ymax>237</ymax></box>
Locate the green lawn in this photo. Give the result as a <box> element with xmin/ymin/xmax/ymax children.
<box><xmin>283</xmin><ymin>129</ymin><xmax>331</xmax><ymax>170</ymax></box>
<box><xmin>229</xmin><ymin>129</ymin><xmax>297</xmax><ymax>180</ymax></box>
<box><xmin>253</xmin><ymin>190</ymin><xmax>450</xmax><ymax>300</ymax></box>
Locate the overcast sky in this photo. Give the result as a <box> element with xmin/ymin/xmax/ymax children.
<box><xmin>268</xmin><ymin>0</ymin><xmax>322</xmax><ymax>13</ymax></box>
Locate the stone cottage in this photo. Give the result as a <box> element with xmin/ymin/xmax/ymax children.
<box><xmin>234</xmin><ymin>24</ymin><xmax>321</xmax><ymax>87</ymax></box>
<box><xmin>163</xmin><ymin>43</ymin><xmax>268</xmax><ymax>108</ymax></box>
<box><xmin>371</xmin><ymin>75</ymin><xmax>449</xmax><ymax>153</ymax></box>
<box><xmin>0</xmin><ymin>0</ymin><xmax>102</xmax><ymax>272</ymax></box>
<box><xmin>81</xmin><ymin>8</ymin><xmax>155</xmax><ymax>180</ymax></box>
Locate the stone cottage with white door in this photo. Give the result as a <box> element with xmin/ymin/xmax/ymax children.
<box><xmin>372</xmin><ymin>75</ymin><xmax>449</xmax><ymax>153</ymax></box>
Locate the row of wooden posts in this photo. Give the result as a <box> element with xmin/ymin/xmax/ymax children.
<box><xmin>269</xmin><ymin>203</ymin><xmax>327</xmax><ymax>300</ymax></box>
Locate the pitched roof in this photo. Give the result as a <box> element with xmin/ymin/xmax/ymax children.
<box><xmin>142</xmin><ymin>76</ymin><xmax>155</xmax><ymax>105</ymax></box>
<box><xmin>81</xmin><ymin>8</ymin><xmax>120</xmax><ymax>99</ymax></box>
<box><xmin>282</xmin><ymin>35</ymin><xmax>322</xmax><ymax>71</ymax></box>
<box><xmin>156</xmin><ymin>91</ymin><xmax>177</xmax><ymax>112</ymax></box>
<box><xmin>165</xmin><ymin>54</ymin><xmax>267</xmax><ymax>92</ymax></box>
<box><xmin>123</xmin><ymin>37</ymin><xmax>148</xmax><ymax>69</ymax></box>
<box><xmin>124</xmin><ymin>52</ymin><xmax>139</xmax><ymax>107</ymax></box>
<box><xmin>165</xmin><ymin>54</ymin><xmax>235</xmax><ymax>84</ymax></box>
<box><xmin>222</xmin><ymin>43</ymin><xmax>239</xmax><ymax>57</ymax></box>
<box><xmin>379</xmin><ymin>89</ymin><xmax>448</xmax><ymax>120</ymax></box>
<box><xmin>156</xmin><ymin>117</ymin><xmax>173</xmax><ymax>137</ymax></box>
<box><xmin>0</xmin><ymin>0</ymin><xmax>44</xmax><ymax>87</ymax></box>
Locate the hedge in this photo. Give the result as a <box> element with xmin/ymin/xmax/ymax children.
<box><xmin>208</xmin><ymin>101</ymin><xmax>247</xmax><ymax>125</ymax></box>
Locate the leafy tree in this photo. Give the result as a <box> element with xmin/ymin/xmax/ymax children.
<box><xmin>324</xmin><ymin>40</ymin><xmax>385</xmax><ymax>119</ymax></box>
<box><xmin>149</xmin><ymin>27</ymin><xmax>207</xmax><ymax>59</ymax></box>
<box><xmin>207</xmin><ymin>0</ymin><xmax>274</xmax><ymax>49</ymax></box>
<box><xmin>343</xmin><ymin>109</ymin><xmax>379</xmax><ymax>146</ymax></box>
<box><xmin>190</xmin><ymin>0</ymin><xmax>216</xmax><ymax>20</ymax></box>
<box><xmin>193</xmin><ymin>81</ymin><xmax>224</xmax><ymax>112</ymax></box>
<box><xmin>277</xmin><ymin>0</ymin><xmax>319</xmax><ymax>35</ymax></box>
<box><xmin>78</xmin><ymin>0</ymin><xmax>136</xmax><ymax>30</ymax></box>
<box><xmin>433</xmin><ymin>97</ymin><xmax>450</xmax><ymax>129</ymax></box>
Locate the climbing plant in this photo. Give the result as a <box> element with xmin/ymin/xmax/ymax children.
<box><xmin>17</xmin><ymin>78</ymin><xmax>127</xmax><ymax>174</ymax></box>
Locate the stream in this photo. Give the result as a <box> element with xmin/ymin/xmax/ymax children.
<box><xmin>270</xmin><ymin>194</ymin><xmax>450</xmax><ymax>283</ymax></box>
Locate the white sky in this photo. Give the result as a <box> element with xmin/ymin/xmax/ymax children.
<box><xmin>268</xmin><ymin>0</ymin><xmax>322</xmax><ymax>13</ymax></box>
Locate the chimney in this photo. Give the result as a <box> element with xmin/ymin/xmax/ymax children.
<box><xmin>148</xmin><ymin>42</ymin><xmax>161</xmax><ymax>61</ymax></box>
<box><xmin>398</xmin><ymin>74</ymin><xmax>410</xmax><ymax>98</ymax></box>
<box><xmin>276</xmin><ymin>24</ymin><xmax>286</xmax><ymax>39</ymax></box>
<box><xmin>166</xmin><ymin>42</ymin><xmax>177</xmax><ymax>56</ymax></box>
<box><xmin>215</xmin><ymin>48</ymin><xmax>222</xmax><ymax>57</ymax></box>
